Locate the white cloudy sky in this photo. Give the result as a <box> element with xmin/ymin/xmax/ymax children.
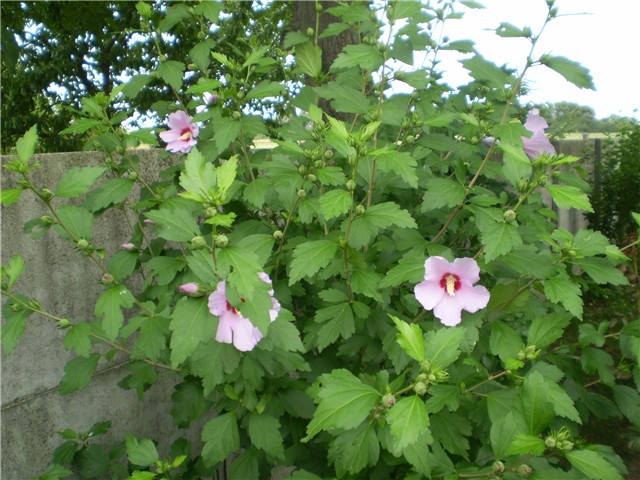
<box><xmin>436</xmin><ymin>0</ymin><xmax>640</xmax><ymax>119</ymax></box>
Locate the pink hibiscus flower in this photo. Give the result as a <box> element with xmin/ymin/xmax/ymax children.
<box><xmin>208</xmin><ymin>272</ymin><xmax>281</xmax><ymax>351</ymax></box>
<box><xmin>414</xmin><ymin>257</ymin><xmax>490</xmax><ymax>327</ymax></box>
<box><xmin>159</xmin><ymin>111</ymin><xmax>199</xmax><ymax>154</ymax></box>
<box><xmin>178</xmin><ymin>282</ymin><xmax>200</xmax><ymax>297</ymax></box>
<box><xmin>522</xmin><ymin>109</ymin><xmax>555</xmax><ymax>159</ymax></box>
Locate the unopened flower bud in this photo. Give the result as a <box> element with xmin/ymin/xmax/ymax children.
<box><xmin>120</xmin><ymin>242</ymin><xmax>135</xmax><ymax>251</ymax></box>
<box><xmin>517</xmin><ymin>179</ymin><xmax>529</xmax><ymax>193</ymax></box>
<box><xmin>273</xmin><ymin>230</ymin><xmax>284</xmax><ymax>240</ymax></box>
<box><xmin>101</xmin><ymin>273</ymin><xmax>114</xmax><ymax>284</ymax></box>
<box><xmin>214</xmin><ymin>234</ymin><xmax>229</xmax><ymax>248</ymax></box>
<box><xmin>28</xmin><ymin>299</ymin><xmax>41</xmax><ymax>310</ymax></box>
<box><xmin>144</xmin><ymin>219</ymin><xmax>156</xmax><ymax>226</ymax></box>
<box><xmin>492</xmin><ymin>461</ymin><xmax>505</xmax><ymax>473</ymax></box>
<box><xmin>232</xmin><ymin>111</ymin><xmax>241</xmax><ymax>120</ymax></box>
<box><xmin>58</xmin><ymin>318</ymin><xmax>72</xmax><ymax>329</ymax></box>
<box><xmin>427</xmin><ymin>373</ymin><xmax>437</xmax><ymax>383</ymax></box>
<box><xmin>179</xmin><ymin>282</ymin><xmax>201</xmax><ymax>297</ymax></box>
<box><xmin>414</xmin><ymin>381</ymin><xmax>428</xmax><ymax>396</ymax></box>
<box><xmin>40</xmin><ymin>215</ymin><xmax>54</xmax><ymax>225</ymax></box>
<box><xmin>560</xmin><ymin>440</ymin><xmax>574</xmax><ymax>452</ymax></box>
<box><xmin>205</xmin><ymin>207</ymin><xmax>218</xmax><ymax>218</ymax></box>
<box><xmin>517</xmin><ymin>350</ymin><xmax>526</xmax><ymax>361</ymax></box>
<box><xmin>420</xmin><ymin>360</ymin><xmax>431</xmax><ymax>373</ymax></box>
<box><xmin>296</xmin><ymin>189</ymin><xmax>306</xmax><ymax>198</ymax></box>
<box><xmin>298</xmin><ymin>165</ymin><xmax>307</xmax><ymax>175</ymax></box>
<box><xmin>517</xmin><ymin>464</ymin><xmax>533</xmax><ymax>477</ymax></box>
<box><xmin>434</xmin><ymin>370</ymin><xmax>449</xmax><ymax>382</ymax></box>
<box><xmin>544</xmin><ymin>436</ymin><xmax>557</xmax><ymax>449</ymax></box>
<box><xmin>204</xmin><ymin>93</ymin><xmax>218</xmax><ymax>105</ymax></box>
<box><xmin>306</xmin><ymin>27</ymin><xmax>314</xmax><ymax>37</ymax></box>
<box><xmin>306</xmin><ymin>173</ymin><xmax>317</xmax><ymax>182</ymax></box>
<box><xmin>405</xmin><ymin>135</ymin><xmax>415</xmax><ymax>144</ymax></box>
<box><xmin>537</xmin><ymin>174</ymin><xmax>549</xmax><ymax>186</ymax></box>
<box><xmin>345</xmin><ymin>179</ymin><xmax>356</xmax><ymax>191</ymax></box>
<box><xmin>324</xmin><ymin>149</ymin><xmax>334</xmax><ymax>159</ymax></box>
<box><xmin>416</xmin><ymin>373</ymin><xmax>428</xmax><ymax>383</ymax></box>
<box><xmin>381</xmin><ymin>393</ymin><xmax>396</xmax><ymax>408</ymax></box>
<box><xmin>355</xmin><ymin>205</ymin><xmax>365</xmax><ymax>215</ymax></box>
<box><xmin>197</xmin><ymin>31</ymin><xmax>206</xmax><ymax>40</ymax></box>
<box><xmin>191</xmin><ymin>235</ymin><xmax>208</xmax><ymax>249</ymax></box>
<box><xmin>76</xmin><ymin>239</ymin><xmax>90</xmax><ymax>250</ymax></box>
<box><xmin>40</xmin><ymin>188</ymin><xmax>53</xmax><ymax>200</ymax></box>
<box><xmin>503</xmin><ymin>209</ymin><xmax>517</xmax><ymax>223</ymax></box>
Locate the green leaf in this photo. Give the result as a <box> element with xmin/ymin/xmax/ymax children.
<box><xmin>63</xmin><ymin>322</ymin><xmax>94</xmax><ymax>357</ymax></box>
<box><xmin>157</xmin><ymin>60</ymin><xmax>185</xmax><ymax>91</ymax></box>
<box><xmin>179</xmin><ymin>148</ymin><xmax>217</xmax><ymax>202</ymax></box>
<box><xmin>84</xmin><ymin>178</ymin><xmax>134</xmax><ymax>212</ymax></box>
<box><xmin>55</xmin><ymin>167</ymin><xmax>107</xmax><ymax>198</ymax></box>
<box><xmin>289</xmin><ymin>240</ymin><xmax>338</xmax><ymax>285</ymax></box>
<box><xmin>425</xmin><ymin>384</ymin><xmax>460</xmax><ymax>414</ymax></box>
<box><xmin>212</xmin><ymin>116</ymin><xmax>241</xmax><ymax>154</ymax></box>
<box><xmin>126</xmin><ymin>435</ymin><xmax>160</xmax><ymax>467</ymax></box>
<box><xmin>329</xmin><ymin>422</ymin><xmax>380</xmax><ymax>476</ymax></box>
<box><xmin>496</xmin><ymin>22</ymin><xmax>529</xmax><ymax>38</ymax></box>
<box><xmin>391</xmin><ymin>316</ymin><xmax>425</xmax><ymax>362</ymax></box>
<box><xmin>519</xmin><ymin>372</ymin><xmax>555</xmax><ymax>435</ymax></box>
<box><xmin>201</xmin><ymin>413</ymin><xmax>240</xmax><ymax>467</ymax></box>
<box><xmin>171</xmin><ymin>377</ymin><xmax>212</xmax><ymax>428</ymax></box>
<box><xmin>147</xmin><ymin>256</ymin><xmax>185</xmax><ymax>285</ymax></box>
<box><xmin>248</xmin><ymin>413</ymin><xmax>285</xmax><ymax>460</ymax></box>
<box><xmin>284</xmin><ymin>31</ymin><xmax>310</xmax><ymax>48</ymax></box>
<box><xmin>364</xmin><ymin>202</ymin><xmax>417</xmax><ymax>229</ymax></box>
<box><xmin>59</xmin><ymin>353</ymin><xmax>100</xmax><ymax>394</ymax></box>
<box><xmin>108</xmin><ymin>250</ymin><xmax>138</xmax><ymax>282</ymax></box>
<box><xmin>319</xmin><ymin>189</ymin><xmax>352</xmax><ymax>220</ymax></box>
<box><xmin>0</xmin><ymin>188</ymin><xmax>22</xmax><ymax>206</ymax></box>
<box><xmin>544</xmin><ymin>270</ymin><xmax>583</xmax><ymax>319</ymax></box>
<box><xmin>3</xmin><ymin>255</ymin><xmax>24</xmax><ymax>289</ymax></box>
<box><xmin>189</xmin><ymin>39</ymin><xmax>215</xmax><ymax>71</ymax></box>
<box><xmin>490</xmin><ymin>410</ymin><xmax>527</xmax><ymax>459</ymax></box>
<box><xmin>38</xmin><ymin>463</ymin><xmax>73</xmax><ymax>480</ymax></box>
<box><xmin>380</xmin><ymin>251</ymin><xmax>426</xmax><ymax>288</ymax></box>
<box><xmin>500</xmin><ymin>141</ymin><xmax>531</xmax><ymax>186</ymax></box>
<box><xmin>169</xmin><ymin>297</ymin><xmax>216</xmax><ymax>368</ymax></box>
<box><xmin>506</xmin><ymin>434</ymin><xmax>546</xmax><ymax>456</ymax></box>
<box><xmin>16</xmin><ymin>124</ymin><xmax>38</xmax><ymax>164</ymax></box>
<box><xmin>145</xmin><ymin>208</ymin><xmax>200</xmax><ymax>242</ymax></box>
<box><xmin>350</xmin><ymin>268</ymin><xmax>383</xmax><ymax>301</ymax></box>
<box><xmin>387</xmin><ymin>395</ymin><xmax>430</xmax><ymax>450</ymax></box>
<box><xmin>122</xmin><ymin>74</ymin><xmax>154</xmax><ymax>98</ymax></box>
<box><xmin>545</xmin><ymin>184</ymin><xmax>594</xmax><ymax>212</ymax></box>
<box><xmin>316</xmin><ymin>166</ymin><xmax>346</xmax><ymax>186</ymax></box>
<box><xmin>566</xmin><ymin>449</ymin><xmax>623</xmax><ymax>480</ymax></box>
<box><xmin>229</xmin><ymin>449</ymin><xmax>259</xmax><ymax>480</ymax></box>
<box><xmin>1</xmin><ymin>303</ymin><xmax>30</xmax><ymax>354</ymax></box>
<box><xmin>402</xmin><ymin>433</ymin><xmax>433</xmax><ymax>478</ymax></box>
<box><xmin>295</xmin><ymin>41</ymin><xmax>322</xmax><ymax>78</ymax></box>
<box><xmin>76</xmin><ymin>444</ymin><xmax>110</xmax><ymax>478</ymax></box>
<box><xmin>573</xmin><ymin>257</ymin><xmax>628</xmax><ymax>285</ymax></box>
<box><xmin>54</xmin><ymin>205</ymin><xmax>93</xmax><ymax>241</ymax></box>
<box><xmin>132</xmin><ymin>316</ymin><xmax>169</xmax><ymax>362</ymax></box>
<box><xmin>424</xmin><ymin>327</ymin><xmax>466</xmax><ymax>369</ymax></box>
<box><xmin>527</xmin><ymin>312</ymin><xmax>572</xmax><ymax>348</ymax></box>
<box><xmin>490</xmin><ymin>322</ymin><xmax>524</xmax><ymax>365</ymax></box>
<box><xmin>312</xmin><ymin>302</ymin><xmax>355</xmax><ymax>351</ymax></box>
<box><xmin>462</xmin><ymin>55</ymin><xmax>512</xmax><ymax>89</ymax></box>
<box><xmin>480</xmin><ymin>221</ymin><xmax>523</xmax><ymax>262</ymax></box>
<box><xmin>246</xmin><ymin>80</ymin><xmax>286</xmax><ymax>100</ymax></box>
<box><xmin>191</xmin><ymin>341</ymin><xmax>242</xmax><ymax>395</ymax></box>
<box><xmin>422</xmin><ymin>178</ymin><xmax>465</xmax><ymax>210</ymax></box>
<box><xmin>331</xmin><ymin>43</ymin><xmax>383</xmax><ymax>71</ymax></box>
<box><xmin>430</xmin><ymin>412</ymin><xmax>471</xmax><ymax>458</ymax></box>
<box><xmin>539</xmin><ymin>54</ymin><xmax>595</xmax><ymax>89</ymax></box>
<box><xmin>129</xmin><ymin>472</ymin><xmax>157</xmax><ymax>480</ymax></box>
<box><xmin>542</xmin><ymin>377</ymin><xmax>582</xmax><ymax>424</ymax></box>
<box><xmin>373</xmin><ymin>149</ymin><xmax>418</xmax><ymax>188</ymax></box>
<box><xmin>217</xmin><ymin>246</ymin><xmax>262</xmax><ymax>299</ymax></box>
<box><xmin>95</xmin><ymin>285</ymin><xmax>135</xmax><ymax>341</ymax></box>
<box><xmin>613</xmin><ymin>385</ymin><xmax>640</xmax><ymax>428</ymax></box>
<box><xmin>303</xmin><ymin>369</ymin><xmax>380</xmax><ymax>442</ymax></box>
<box><xmin>314</xmin><ymin>84</ymin><xmax>370</xmax><ymax>115</ymax></box>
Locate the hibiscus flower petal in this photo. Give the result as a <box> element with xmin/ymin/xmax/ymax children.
<box><xmin>215</xmin><ymin>311</ymin><xmax>234</xmax><ymax>344</ymax></box>
<box><xmin>459</xmin><ymin>284</ymin><xmax>491</xmax><ymax>313</ymax></box>
<box><xmin>423</xmin><ymin>256</ymin><xmax>453</xmax><ymax>282</ymax></box>
<box><xmin>524</xmin><ymin>108</ymin><xmax>549</xmax><ymax>132</ymax></box>
<box><xmin>231</xmin><ymin>315</ymin><xmax>263</xmax><ymax>351</ymax></box>
<box><xmin>451</xmin><ymin>257</ymin><xmax>480</xmax><ymax>283</ymax></box>
<box><xmin>208</xmin><ymin>281</ymin><xmax>227</xmax><ymax>316</ymax></box>
<box><xmin>433</xmin><ymin>295</ymin><xmax>465</xmax><ymax>326</ymax></box>
<box><xmin>167</xmin><ymin>110</ymin><xmax>191</xmax><ymax>130</ymax></box>
<box><xmin>414</xmin><ymin>280</ymin><xmax>445</xmax><ymax>311</ymax></box>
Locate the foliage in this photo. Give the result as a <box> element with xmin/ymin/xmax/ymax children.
<box><xmin>2</xmin><ymin>1</ymin><xmax>639</xmax><ymax>479</ymax></box>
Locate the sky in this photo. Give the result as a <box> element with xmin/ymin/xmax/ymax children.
<box><xmin>436</xmin><ymin>0</ymin><xmax>640</xmax><ymax>119</ymax></box>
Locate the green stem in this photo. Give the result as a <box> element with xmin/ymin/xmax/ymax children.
<box><xmin>462</xmin><ymin>370</ymin><xmax>510</xmax><ymax>395</ymax></box>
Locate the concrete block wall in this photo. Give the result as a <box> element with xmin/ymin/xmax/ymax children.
<box><xmin>1</xmin><ymin>150</ymin><xmax>202</xmax><ymax>479</ymax></box>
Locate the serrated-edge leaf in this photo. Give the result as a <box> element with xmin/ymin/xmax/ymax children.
<box><xmin>289</xmin><ymin>240</ymin><xmax>338</xmax><ymax>285</ymax></box>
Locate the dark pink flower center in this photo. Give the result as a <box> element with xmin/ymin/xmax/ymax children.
<box><xmin>179</xmin><ymin>127</ymin><xmax>192</xmax><ymax>140</ymax></box>
<box><xmin>225</xmin><ymin>298</ymin><xmax>245</xmax><ymax>315</ymax></box>
<box><xmin>439</xmin><ymin>273</ymin><xmax>461</xmax><ymax>296</ymax></box>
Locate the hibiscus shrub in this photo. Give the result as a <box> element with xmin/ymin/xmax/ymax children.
<box><xmin>2</xmin><ymin>1</ymin><xmax>639</xmax><ymax>479</ymax></box>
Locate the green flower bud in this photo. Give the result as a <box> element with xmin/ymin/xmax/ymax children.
<box><xmin>273</xmin><ymin>230</ymin><xmax>284</xmax><ymax>240</ymax></box>
<box><xmin>40</xmin><ymin>215</ymin><xmax>54</xmax><ymax>225</ymax></box>
<box><xmin>381</xmin><ymin>393</ymin><xmax>396</xmax><ymax>408</ymax></box>
<box><xmin>306</xmin><ymin>173</ymin><xmax>317</xmax><ymax>182</ymax></box>
<box><xmin>324</xmin><ymin>149</ymin><xmax>334</xmax><ymax>159</ymax></box>
<box><xmin>416</xmin><ymin>373</ymin><xmax>428</xmax><ymax>383</ymax></box>
<box><xmin>232</xmin><ymin>111</ymin><xmax>242</xmax><ymax>120</ymax></box>
<box><xmin>544</xmin><ymin>436</ymin><xmax>557</xmax><ymax>449</ymax></box>
<box><xmin>197</xmin><ymin>31</ymin><xmax>206</xmax><ymax>40</ymax></box>
<box><xmin>427</xmin><ymin>373</ymin><xmax>437</xmax><ymax>383</ymax></box>
<box><xmin>205</xmin><ymin>207</ymin><xmax>218</xmax><ymax>218</ymax></box>
<box><xmin>101</xmin><ymin>273</ymin><xmax>114</xmax><ymax>285</ymax></box>
<box><xmin>27</xmin><ymin>299</ymin><xmax>41</xmax><ymax>310</ymax></box>
<box><xmin>296</xmin><ymin>189</ymin><xmax>306</xmax><ymax>199</ymax></box>
<box><xmin>517</xmin><ymin>464</ymin><xmax>533</xmax><ymax>477</ymax></box>
<box><xmin>538</xmin><ymin>174</ymin><xmax>549</xmax><ymax>186</ymax></box>
<box><xmin>503</xmin><ymin>209</ymin><xmax>517</xmax><ymax>223</ymax></box>
<box><xmin>40</xmin><ymin>188</ymin><xmax>53</xmax><ymax>200</ymax></box>
<box><xmin>413</xmin><ymin>381</ymin><xmax>428</xmax><ymax>396</ymax></box>
<box><xmin>236</xmin><ymin>91</ymin><xmax>244</xmax><ymax>100</ymax></box>
<box><xmin>76</xmin><ymin>239</ymin><xmax>90</xmax><ymax>250</ymax></box>
<box><xmin>405</xmin><ymin>135</ymin><xmax>415</xmax><ymax>144</ymax></box>
<box><xmin>58</xmin><ymin>318</ymin><xmax>72</xmax><ymax>329</ymax></box>
<box><xmin>434</xmin><ymin>370</ymin><xmax>449</xmax><ymax>382</ymax></box>
<box><xmin>346</xmin><ymin>179</ymin><xmax>356</xmax><ymax>191</ymax></box>
<box><xmin>298</xmin><ymin>165</ymin><xmax>307</xmax><ymax>175</ymax></box>
<box><xmin>517</xmin><ymin>350</ymin><xmax>526</xmax><ymax>361</ymax></box>
<box><xmin>517</xmin><ymin>179</ymin><xmax>529</xmax><ymax>193</ymax></box>
<box><xmin>315</xmin><ymin>2</ymin><xmax>323</xmax><ymax>12</ymax></box>
<box><xmin>306</xmin><ymin>27</ymin><xmax>314</xmax><ymax>37</ymax></box>
<box><xmin>560</xmin><ymin>440</ymin><xmax>574</xmax><ymax>452</ymax></box>
<box><xmin>492</xmin><ymin>461</ymin><xmax>505</xmax><ymax>473</ymax></box>
<box><xmin>355</xmin><ymin>205</ymin><xmax>365</xmax><ymax>215</ymax></box>
<box><xmin>214</xmin><ymin>234</ymin><xmax>229</xmax><ymax>248</ymax></box>
<box><xmin>420</xmin><ymin>360</ymin><xmax>431</xmax><ymax>373</ymax></box>
<box><xmin>191</xmin><ymin>235</ymin><xmax>208</xmax><ymax>249</ymax></box>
